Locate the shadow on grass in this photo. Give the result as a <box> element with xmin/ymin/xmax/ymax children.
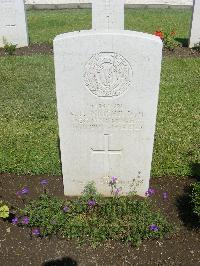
<box><xmin>175</xmin><ymin>37</ymin><xmax>188</xmax><ymax>47</ymax></box>
<box><xmin>176</xmin><ymin>186</ymin><xmax>199</xmax><ymax>229</ymax></box>
<box><xmin>42</xmin><ymin>257</ymin><xmax>78</xmax><ymax>266</ymax></box>
<box><xmin>191</xmin><ymin>163</ymin><xmax>200</xmax><ymax>180</ymax></box>
<box><xmin>176</xmin><ymin>163</ymin><xmax>200</xmax><ymax>229</ymax></box>
<box><xmin>57</xmin><ymin>137</ymin><xmax>62</xmax><ymax>171</ymax></box>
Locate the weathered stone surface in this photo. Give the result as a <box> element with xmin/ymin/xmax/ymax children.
<box><xmin>189</xmin><ymin>0</ymin><xmax>200</xmax><ymax>48</ymax></box>
<box><xmin>0</xmin><ymin>0</ymin><xmax>28</xmax><ymax>47</ymax></box>
<box><xmin>54</xmin><ymin>30</ymin><xmax>162</xmax><ymax>196</ymax></box>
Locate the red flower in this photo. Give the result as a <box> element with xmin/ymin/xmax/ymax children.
<box><xmin>154</xmin><ymin>31</ymin><xmax>164</xmax><ymax>40</ymax></box>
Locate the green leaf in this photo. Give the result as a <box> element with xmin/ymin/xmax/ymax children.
<box><xmin>0</xmin><ymin>205</ymin><xmax>9</xmax><ymax>219</ymax></box>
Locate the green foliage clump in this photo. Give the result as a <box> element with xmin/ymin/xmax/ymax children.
<box><xmin>154</xmin><ymin>30</ymin><xmax>179</xmax><ymax>51</ymax></box>
<box><xmin>191</xmin><ymin>182</ymin><xmax>200</xmax><ymax>222</ymax></box>
<box><xmin>163</xmin><ymin>31</ymin><xmax>179</xmax><ymax>51</ymax></box>
<box><xmin>22</xmin><ymin>183</ymin><xmax>172</xmax><ymax>246</ymax></box>
<box><xmin>192</xmin><ymin>42</ymin><xmax>200</xmax><ymax>52</ymax></box>
<box><xmin>4</xmin><ymin>42</ymin><xmax>17</xmax><ymax>55</ymax></box>
<box><xmin>0</xmin><ymin>201</ymin><xmax>9</xmax><ymax>219</ymax></box>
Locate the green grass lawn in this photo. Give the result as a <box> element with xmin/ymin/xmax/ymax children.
<box><xmin>0</xmin><ymin>55</ymin><xmax>199</xmax><ymax>177</ymax></box>
<box><xmin>27</xmin><ymin>8</ymin><xmax>192</xmax><ymax>44</ymax></box>
<box><xmin>0</xmin><ymin>9</ymin><xmax>199</xmax><ymax>177</ymax></box>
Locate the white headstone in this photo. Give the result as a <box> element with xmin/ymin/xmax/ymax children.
<box><xmin>54</xmin><ymin>0</ymin><xmax>163</xmax><ymax>197</ymax></box>
<box><xmin>189</xmin><ymin>0</ymin><xmax>200</xmax><ymax>48</ymax></box>
<box><xmin>92</xmin><ymin>0</ymin><xmax>124</xmax><ymax>30</ymax></box>
<box><xmin>0</xmin><ymin>0</ymin><xmax>28</xmax><ymax>47</ymax></box>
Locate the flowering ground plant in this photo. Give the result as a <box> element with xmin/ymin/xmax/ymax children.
<box><xmin>13</xmin><ymin>179</ymin><xmax>174</xmax><ymax>247</ymax></box>
<box><xmin>154</xmin><ymin>30</ymin><xmax>179</xmax><ymax>51</ymax></box>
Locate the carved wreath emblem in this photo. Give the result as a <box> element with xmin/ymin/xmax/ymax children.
<box><xmin>84</xmin><ymin>52</ymin><xmax>133</xmax><ymax>97</ymax></box>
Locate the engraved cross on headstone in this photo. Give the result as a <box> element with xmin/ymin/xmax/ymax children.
<box><xmin>92</xmin><ymin>0</ymin><xmax>124</xmax><ymax>31</ymax></box>
<box><xmin>91</xmin><ymin>134</ymin><xmax>122</xmax><ymax>177</ymax></box>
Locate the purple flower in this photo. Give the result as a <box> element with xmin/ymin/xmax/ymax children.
<box><xmin>12</xmin><ymin>217</ymin><xmax>18</xmax><ymax>225</ymax></box>
<box><xmin>149</xmin><ymin>224</ymin><xmax>159</xmax><ymax>231</ymax></box>
<box><xmin>32</xmin><ymin>228</ymin><xmax>40</xmax><ymax>236</ymax></box>
<box><xmin>87</xmin><ymin>199</ymin><xmax>96</xmax><ymax>208</ymax></box>
<box><xmin>40</xmin><ymin>179</ymin><xmax>48</xmax><ymax>186</ymax></box>
<box><xmin>145</xmin><ymin>188</ymin><xmax>155</xmax><ymax>197</ymax></box>
<box><xmin>115</xmin><ymin>187</ymin><xmax>122</xmax><ymax>196</ymax></box>
<box><xmin>22</xmin><ymin>216</ymin><xmax>29</xmax><ymax>225</ymax></box>
<box><xmin>163</xmin><ymin>192</ymin><xmax>168</xmax><ymax>200</ymax></box>
<box><xmin>110</xmin><ymin>176</ymin><xmax>117</xmax><ymax>186</ymax></box>
<box><xmin>21</xmin><ymin>187</ymin><xmax>29</xmax><ymax>195</ymax></box>
<box><xmin>110</xmin><ymin>176</ymin><xmax>117</xmax><ymax>185</ymax></box>
<box><xmin>63</xmin><ymin>206</ymin><xmax>69</xmax><ymax>212</ymax></box>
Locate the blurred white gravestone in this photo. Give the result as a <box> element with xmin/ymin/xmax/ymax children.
<box><xmin>54</xmin><ymin>0</ymin><xmax>163</xmax><ymax>197</ymax></box>
<box><xmin>189</xmin><ymin>0</ymin><xmax>200</xmax><ymax>48</ymax></box>
<box><xmin>92</xmin><ymin>0</ymin><xmax>124</xmax><ymax>30</ymax></box>
<box><xmin>0</xmin><ymin>0</ymin><xmax>28</xmax><ymax>47</ymax></box>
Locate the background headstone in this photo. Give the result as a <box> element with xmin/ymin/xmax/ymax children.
<box><xmin>24</xmin><ymin>0</ymin><xmax>193</xmax><ymax>8</ymax></box>
<box><xmin>0</xmin><ymin>0</ymin><xmax>29</xmax><ymax>47</ymax></box>
<box><xmin>54</xmin><ymin>0</ymin><xmax>163</xmax><ymax>197</ymax></box>
<box><xmin>92</xmin><ymin>0</ymin><xmax>124</xmax><ymax>30</ymax></box>
<box><xmin>189</xmin><ymin>0</ymin><xmax>200</xmax><ymax>48</ymax></box>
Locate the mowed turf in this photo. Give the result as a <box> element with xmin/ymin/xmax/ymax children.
<box><xmin>27</xmin><ymin>8</ymin><xmax>192</xmax><ymax>44</ymax></box>
<box><xmin>0</xmin><ymin>55</ymin><xmax>199</xmax><ymax>176</ymax></box>
<box><xmin>0</xmin><ymin>56</ymin><xmax>60</xmax><ymax>175</ymax></box>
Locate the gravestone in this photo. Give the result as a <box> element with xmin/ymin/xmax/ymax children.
<box><xmin>189</xmin><ymin>0</ymin><xmax>200</xmax><ymax>48</ymax></box>
<box><xmin>0</xmin><ymin>0</ymin><xmax>28</xmax><ymax>47</ymax></box>
<box><xmin>92</xmin><ymin>0</ymin><xmax>124</xmax><ymax>30</ymax></box>
<box><xmin>54</xmin><ymin>0</ymin><xmax>163</xmax><ymax>197</ymax></box>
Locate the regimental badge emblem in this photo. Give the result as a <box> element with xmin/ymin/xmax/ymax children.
<box><xmin>84</xmin><ymin>52</ymin><xmax>133</xmax><ymax>97</ymax></box>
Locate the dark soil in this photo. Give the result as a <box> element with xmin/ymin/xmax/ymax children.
<box><xmin>0</xmin><ymin>174</ymin><xmax>200</xmax><ymax>266</ymax></box>
<box><xmin>163</xmin><ymin>46</ymin><xmax>200</xmax><ymax>58</ymax></box>
<box><xmin>0</xmin><ymin>43</ymin><xmax>200</xmax><ymax>57</ymax></box>
<box><xmin>0</xmin><ymin>43</ymin><xmax>53</xmax><ymax>57</ymax></box>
